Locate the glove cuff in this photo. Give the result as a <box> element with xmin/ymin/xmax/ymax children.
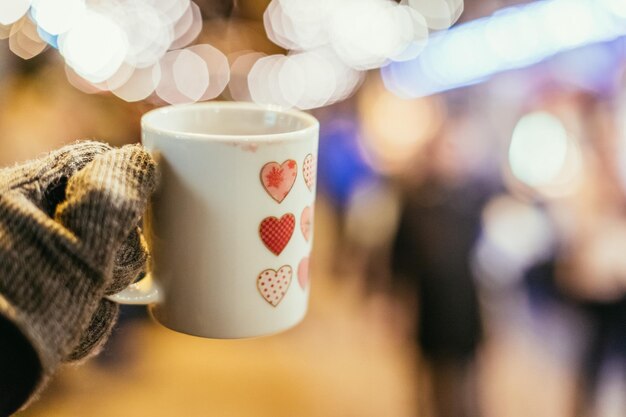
<box><xmin>0</xmin><ymin>193</ymin><xmax>109</xmax><ymax>383</ymax></box>
<box><xmin>0</xmin><ymin>293</ymin><xmax>50</xmax><ymax>412</ymax></box>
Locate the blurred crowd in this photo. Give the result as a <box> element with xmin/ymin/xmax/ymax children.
<box><xmin>324</xmin><ymin>61</ymin><xmax>626</xmax><ymax>417</ymax></box>
<box><xmin>1</xmin><ymin>0</ymin><xmax>625</xmax><ymax>416</ymax></box>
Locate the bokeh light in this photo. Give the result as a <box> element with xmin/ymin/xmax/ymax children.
<box><xmin>108</xmin><ymin>1</ymin><xmax>174</xmax><ymax>69</ymax></box>
<box><xmin>0</xmin><ymin>0</ymin><xmax>232</xmax><ymax>104</ymax></box>
<box><xmin>248</xmin><ymin>54</ymin><xmax>284</xmax><ymax>106</ymax></box>
<box><xmin>9</xmin><ymin>16</ymin><xmax>47</xmax><ymax>60</ymax></box>
<box><xmin>507</xmin><ymin>112</ymin><xmax>582</xmax><ymax>197</ymax></box>
<box><xmin>484</xmin><ymin>9</ymin><xmax>541</xmax><ymax>66</ymax></box>
<box><xmin>257</xmin><ymin>0</ymin><xmax>460</xmax><ymax>108</ymax></box>
<box><xmin>276</xmin><ymin>55</ymin><xmax>306</xmax><ymax>107</ymax></box>
<box><xmin>173</xmin><ymin>49</ymin><xmax>209</xmax><ymax>101</ymax></box>
<box><xmin>0</xmin><ymin>0</ymin><xmax>31</xmax><ymax>26</ymax></box>
<box><xmin>187</xmin><ymin>43</ymin><xmax>230</xmax><ymax>101</ymax></box>
<box><xmin>287</xmin><ymin>51</ymin><xmax>335</xmax><ymax>109</ymax></box>
<box><xmin>264</xmin><ymin>0</ymin><xmax>438</xmax><ymax>73</ymax></box>
<box><xmin>228</xmin><ymin>51</ymin><xmax>266</xmax><ymax>102</ymax></box>
<box><xmin>156</xmin><ymin>0</ymin><xmax>191</xmax><ymax>25</ymax></box>
<box><xmin>30</xmin><ymin>0</ymin><xmax>85</xmax><ymax>36</ymax></box>
<box><xmin>112</xmin><ymin>64</ymin><xmax>161</xmax><ymax>102</ymax></box>
<box><xmin>275</xmin><ymin>0</ymin><xmax>332</xmax><ymax>50</ymax></box>
<box><xmin>0</xmin><ymin>0</ymin><xmax>464</xmax><ymax>108</ymax></box>
<box><xmin>169</xmin><ymin>1</ymin><xmax>202</xmax><ymax>50</ymax></box>
<box><xmin>383</xmin><ymin>0</ymin><xmax>626</xmax><ymax>98</ymax></box>
<box><xmin>473</xmin><ymin>194</ymin><xmax>555</xmax><ymax>288</ymax></box>
<box><xmin>247</xmin><ymin>48</ymin><xmax>363</xmax><ymax>110</ymax></box>
<box><xmin>358</xmin><ymin>74</ymin><xmax>442</xmax><ymax>173</ymax></box>
<box><xmin>482</xmin><ymin>196</ymin><xmax>554</xmax><ymax>268</ymax></box>
<box><xmin>104</xmin><ymin>62</ymin><xmax>136</xmax><ymax>91</ymax></box>
<box><xmin>408</xmin><ymin>0</ymin><xmax>463</xmax><ymax>30</ymax></box>
<box><xmin>0</xmin><ymin>24</ymin><xmax>12</xmax><ymax>40</ymax></box>
<box><xmin>156</xmin><ymin>49</ymin><xmax>196</xmax><ymax>104</ymax></box>
<box><xmin>64</xmin><ymin>65</ymin><xmax>106</xmax><ymax>94</ymax></box>
<box><xmin>328</xmin><ymin>0</ymin><xmax>404</xmax><ymax>70</ymax></box>
<box><xmin>600</xmin><ymin>0</ymin><xmax>626</xmax><ymax>18</ymax></box>
<box><xmin>390</xmin><ymin>6</ymin><xmax>429</xmax><ymax>62</ymax></box>
<box><xmin>59</xmin><ymin>10</ymin><xmax>128</xmax><ymax>83</ymax></box>
<box><xmin>509</xmin><ymin>112</ymin><xmax>569</xmax><ymax>187</ymax></box>
<box><xmin>153</xmin><ymin>44</ymin><xmax>228</xmax><ymax>105</ymax></box>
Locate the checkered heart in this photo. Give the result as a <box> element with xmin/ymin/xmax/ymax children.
<box><xmin>260</xmin><ymin>213</ymin><xmax>295</xmax><ymax>256</ymax></box>
<box><xmin>303</xmin><ymin>153</ymin><xmax>315</xmax><ymax>191</ymax></box>
<box><xmin>257</xmin><ymin>266</ymin><xmax>292</xmax><ymax>306</ymax></box>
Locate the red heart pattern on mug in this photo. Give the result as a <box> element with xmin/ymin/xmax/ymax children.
<box><xmin>260</xmin><ymin>213</ymin><xmax>295</xmax><ymax>256</ymax></box>
<box><xmin>303</xmin><ymin>154</ymin><xmax>315</xmax><ymax>191</ymax></box>
<box><xmin>300</xmin><ymin>206</ymin><xmax>313</xmax><ymax>242</ymax></box>
<box><xmin>260</xmin><ymin>160</ymin><xmax>297</xmax><ymax>203</ymax></box>
<box><xmin>297</xmin><ymin>257</ymin><xmax>309</xmax><ymax>289</ymax></box>
<box><xmin>257</xmin><ymin>266</ymin><xmax>292</xmax><ymax>306</ymax></box>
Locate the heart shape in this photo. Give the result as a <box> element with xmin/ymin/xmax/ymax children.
<box><xmin>257</xmin><ymin>266</ymin><xmax>292</xmax><ymax>306</ymax></box>
<box><xmin>259</xmin><ymin>213</ymin><xmax>295</xmax><ymax>256</ymax></box>
<box><xmin>300</xmin><ymin>206</ymin><xmax>313</xmax><ymax>242</ymax></box>
<box><xmin>298</xmin><ymin>257</ymin><xmax>309</xmax><ymax>289</ymax></box>
<box><xmin>260</xmin><ymin>160</ymin><xmax>297</xmax><ymax>203</ymax></box>
<box><xmin>303</xmin><ymin>154</ymin><xmax>315</xmax><ymax>191</ymax></box>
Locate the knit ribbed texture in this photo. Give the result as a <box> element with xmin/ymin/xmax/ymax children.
<box><xmin>0</xmin><ymin>141</ymin><xmax>156</xmax><ymax>412</ymax></box>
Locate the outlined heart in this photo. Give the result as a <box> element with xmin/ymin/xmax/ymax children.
<box><xmin>259</xmin><ymin>213</ymin><xmax>295</xmax><ymax>256</ymax></box>
<box><xmin>260</xmin><ymin>160</ymin><xmax>297</xmax><ymax>203</ymax></box>
<box><xmin>298</xmin><ymin>257</ymin><xmax>309</xmax><ymax>289</ymax></box>
<box><xmin>303</xmin><ymin>153</ymin><xmax>315</xmax><ymax>191</ymax></box>
<box><xmin>257</xmin><ymin>266</ymin><xmax>292</xmax><ymax>306</ymax></box>
<box><xmin>300</xmin><ymin>206</ymin><xmax>313</xmax><ymax>242</ymax></box>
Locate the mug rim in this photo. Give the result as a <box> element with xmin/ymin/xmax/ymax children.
<box><xmin>141</xmin><ymin>101</ymin><xmax>319</xmax><ymax>142</ymax></box>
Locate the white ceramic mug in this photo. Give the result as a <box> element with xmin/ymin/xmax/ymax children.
<box><xmin>106</xmin><ymin>102</ymin><xmax>319</xmax><ymax>339</ymax></box>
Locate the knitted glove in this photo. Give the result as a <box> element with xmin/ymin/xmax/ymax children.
<box><xmin>0</xmin><ymin>141</ymin><xmax>157</xmax><ymax>414</ymax></box>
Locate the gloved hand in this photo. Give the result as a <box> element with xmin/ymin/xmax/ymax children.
<box><xmin>0</xmin><ymin>141</ymin><xmax>157</xmax><ymax>415</ymax></box>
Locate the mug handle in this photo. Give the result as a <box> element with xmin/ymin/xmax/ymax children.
<box><xmin>105</xmin><ymin>273</ymin><xmax>162</xmax><ymax>305</ymax></box>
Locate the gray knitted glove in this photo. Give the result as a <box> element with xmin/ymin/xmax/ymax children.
<box><xmin>0</xmin><ymin>141</ymin><xmax>157</xmax><ymax>414</ymax></box>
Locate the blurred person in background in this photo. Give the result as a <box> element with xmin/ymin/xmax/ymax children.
<box><xmin>551</xmin><ymin>92</ymin><xmax>626</xmax><ymax>416</ymax></box>
<box><xmin>391</xmin><ymin>108</ymin><xmax>499</xmax><ymax>417</ymax></box>
<box><xmin>475</xmin><ymin>88</ymin><xmax>626</xmax><ymax>417</ymax></box>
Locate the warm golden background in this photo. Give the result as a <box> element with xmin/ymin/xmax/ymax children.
<box><xmin>0</xmin><ymin>0</ymin><xmax>624</xmax><ymax>416</ymax></box>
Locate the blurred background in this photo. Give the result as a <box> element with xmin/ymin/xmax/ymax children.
<box><xmin>1</xmin><ymin>0</ymin><xmax>625</xmax><ymax>416</ymax></box>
